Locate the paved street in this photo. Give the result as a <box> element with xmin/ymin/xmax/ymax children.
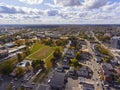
<box><xmin>85</xmin><ymin>39</ymin><xmax>103</xmax><ymax>90</ymax></box>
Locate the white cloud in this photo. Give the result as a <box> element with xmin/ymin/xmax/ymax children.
<box><xmin>0</xmin><ymin>4</ymin><xmax>43</xmax><ymax>15</ymax></box>
<box><xmin>54</xmin><ymin>0</ymin><xmax>81</xmax><ymax>7</ymax></box>
<box><xmin>82</xmin><ymin>0</ymin><xmax>108</xmax><ymax>9</ymax></box>
<box><xmin>19</xmin><ymin>0</ymin><xmax>43</xmax><ymax>4</ymax></box>
<box><xmin>47</xmin><ymin>10</ymin><xmax>59</xmax><ymax>16</ymax></box>
<box><xmin>1</xmin><ymin>0</ymin><xmax>120</xmax><ymax>24</ymax></box>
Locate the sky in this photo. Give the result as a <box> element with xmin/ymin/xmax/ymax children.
<box><xmin>0</xmin><ymin>0</ymin><xmax>120</xmax><ymax>24</ymax></box>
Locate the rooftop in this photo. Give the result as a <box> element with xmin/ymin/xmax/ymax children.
<box><xmin>37</xmin><ymin>84</ymin><xmax>50</xmax><ymax>90</ymax></box>
<box><xmin>50</xmin><ymin>72</ymin><xmax>66</xmax><ymax>88</ymax></box>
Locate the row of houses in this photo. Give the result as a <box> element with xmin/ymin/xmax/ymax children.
<box><xmin>100</xmin><ymin>63</ymin><xmax>115</xmax><ymax>82</ymax></box>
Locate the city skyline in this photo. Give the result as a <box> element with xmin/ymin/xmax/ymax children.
<box><xmin>0</xmin><ymin>0</ymin><xmax>120</xmax><ymax>24</ymax></box>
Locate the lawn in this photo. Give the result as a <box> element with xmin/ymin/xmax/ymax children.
<box><xmin>28</xmin><ymin>46</ymin><xmax>55</xmax><ymax>60</ymax></box>
<box><xmin>28</xmin><ymin>42</ymin><xmax>64</xmax><ymax>69</ymax></box>
<box><xmin>0</xmin><ymin>57</ymin><xmax>18</xmax><ymax>73</ymax></box>
<box><xmin>30</xmin><ymin>43</ymin><xmax>44</xmax><ymax>53</ymax></box>
<box><xmin>45</xmin><ymin>46</ymin><xmax>63</xmax><ymax>69</ymax></box>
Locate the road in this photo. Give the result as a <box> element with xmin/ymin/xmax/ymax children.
<box><xmin>90</xmin><ymin>31</ymin><xmax>120</xmax><ymax>90</ymax></box>
<box><xmin>62</xmin><ymin>40</ymin><xmax>71</xmax><ymax>56</ymax></box>
<box><xmin>91</xmin><ymin>31</ymin><xmax>118</xmax><ymax>61</ymax></box>
<box><xmin>85</xmin><ymin>39</ymin><xmax>103</xmax><ymax>90</ymax></box>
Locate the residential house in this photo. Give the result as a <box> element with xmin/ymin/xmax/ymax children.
<box><xmin>0</xmin><ymin>50</ymin><xmax>8</xmax><ymax>59</ymax></box>
<box><xmin>66</xmin><ymin>49</ymin><xmax>75</xmax><ymax>59</ymax></box>
<box><xmin>77</xmin><ymin>66</ymin><xmax>93</xmax><ymax>78</ymax></box>
<box><xmin>100</xmin><ymin>63</ymin><xmax>114</xmax><ymax>81</ymax></box>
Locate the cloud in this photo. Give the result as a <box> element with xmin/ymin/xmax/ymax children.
<box><xmin>102</xmin><ymin>2</ymin><xmax>117</xmax><ymax>11</ymax></box>
<box><xmin>46</xmin><ymin>9</ymin><xmax>59</xmax><ymax>16</ymax></box>
<box><xmin>0</xmin><ymin>4</ymin><xmax>43</xmax><ymax>15</ymax></box>
<box><xmin>22</xmin><ymin>15</ymin><xmax>40</xmax><ymax>19</ymax></box>
<box><xmin>19</xmin><ymin>0</ymin><xmax>43</xmax><ymax>4</ymax></box>
<box><xmin>54</xmin><ymin>0</ymin><xmax>81</xmax><ymax>7</ymax></box>
<box><xmin>0</xmin><ymin>5</ymin><xmax>25</xmax><ymax>14</ymax></box>
<box><xmin>79</xmin><ymin>12</ymin><xmax>88</xmax><ymax>18</ymax></box>
<box><xmin>0</xmin><ymin>15</ymin><xmax>3</xmax><ymax>18</ymax></box>
<box><xmin>82</xmin><ymin>0</ymin><xmax>108</xmax><ymax>9</ymax></box>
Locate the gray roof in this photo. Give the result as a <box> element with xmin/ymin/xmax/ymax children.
<box><xmin>102</xmin><ymin>63</ymin><xmax>114</xmax><ymax>71</ymax></box>
<box><xmin>101</xmin><ymin>63</ymin><xmax>114</xmax><ymax>76</ymax></box>
<box><xmin>77</xmin><ymin>66</ymin><xmax>92</xmax><ymax>77</ymax></box>
<box><xmin>82</xmin><ymin>83</ymin><xmax>94</xmax><ymax>90</ymax></box>
<box><xmin>50</xmin><ymin>72</ymin><xmax>66</xmax><ymax>88</ymax></box>
<box><xmin>38</xmin><ymin>84</ymin><xmax>50</xmax><ymax>90</ymax></box>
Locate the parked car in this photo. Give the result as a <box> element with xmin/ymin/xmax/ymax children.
<box><xmin>56</xmin><ymin>67</ymin><xmax>64</xmax><ymax>72</ymax></box>
<box><xmin>68</xmin><ymin>67</ymin><xmax>75</xmax><ymax>76</ymax></box>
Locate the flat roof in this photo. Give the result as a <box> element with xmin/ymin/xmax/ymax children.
<box><xmin>50</xmin><ymin>72</ymin><xmax>66</xmax><ymax>88</ymax></box>
<box><xmin>38</xmin><ymin>84</ymin><xmax>50</xmax><ymax>90</ymax></box>
<box><xmin>16</xmin><ymin>60</ymin><xmax>32</xmax><ymax>67</ymax></box>
<box><xmin>0</xmin><ymin>50</ymin><xmax>8</xmax><ymax>54</ymax></box>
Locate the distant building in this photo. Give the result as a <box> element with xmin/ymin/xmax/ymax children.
<box><xmin>111</xmin><ymin>36</ymin><xmax>120</xmax><ymax>49</ymax></box>
<box><xmin>0</xmin><ymin>50</ymin><xmax>8</xmax><ymax>59</ymax></box>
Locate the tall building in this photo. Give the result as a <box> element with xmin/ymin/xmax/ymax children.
<box><xmin>111</xmin><ymin>36</ymin><xmax>120</xmax><ymax>49</ymax></box>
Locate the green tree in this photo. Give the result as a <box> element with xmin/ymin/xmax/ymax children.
<box><xmin>53</xmin><ymin>48</ymin><xmax>62</xmax><ymax>59</ymax></box>
<box><xmin>76</xmin><ymin>52</ymin><xmax>81</xmax><ymax>60</ymax></box>
<box><xmin>1</xmin><ymin>64</ymin><xmax>13</xmax><ymax>75</ymax></box>
<box><xmin>24</xmin><ymin>47</ymin><xmax>30</xmax><ymax>56</ymax></box>
<box><xmin>100</xmin><ymin>75</ymin><xmax>104</xmax><ymax>80</ymax></box>
<box><xmin>50</xmin><ymin>57</ymin><xmax>56</xmax><ymax>68</ymax></box>
<box><xmin>25</xmin><ymin>62</ymin><xmax>30</xmax><ymax>71</ymax></box>
<box><xmin>103</xmin><ymin>57</ymin><xmax>111</xmax><ymax>63</ymax></box>
<box><xmin>117</xmin><ymin>78</ymin><xmax>120</xmax><ymax>84</ymax></box>
<box><xmin>26</xmin><ymin>62</ymin><xmax>30</xmax><ymax>67</ymax></box>
<box><xmin>32</xmin><ymin>60</ymin><xmax>45</xmax><ymax>71</ymax></box>
<box><xmin>17</xmin><ymin>53</ymin><xmax>22</xmax><ymax>62</ymax></box>
<box><xmin>16</xmin><ymin>67</ymin><xmax>25</xmax><ymax>77</ymax></box>
<box><xmin>71</xmin><ymin>59</ymin><xmax>82</xmax><ymax>69</ymax></box>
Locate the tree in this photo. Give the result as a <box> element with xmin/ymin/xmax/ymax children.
<box><xmin>16</xmin><ymin>67</ymin><xmax>25</xmax><ymax>77</ymax></box>
<box><xmin>71</xmin><ymin>59</ymin><xmax>82</xmax><ymax>69</ymax></box>
<box><xmin>100</xmin><ymin>75</ymin><xmax>104</xmax><ymax>80</ymax></box>
<box><xmin>56</xmin><ymin>39</ymin><xmax>68</xmax><ymax>47</ymax></box>
<box><xmin>25</xmin><ymin>62</ymin><xmax>30</xmax><ymax>71</ymax></box>
<box><xmin>24</xmin><ymin>47</ymin><xmax>30</xmax><ymax>56</ymax></box>
<box><xmin>17</xmin><ymin>52</ymin><xmax>26</xmax><ymax>62</ymax></box>
<box><xmin>117</xmin><ymin>78</ymin><xmax>120</xmax><ymax>84</ymax></box>
<box><xmin>1</xmin><ymin>64</ymin><xmax>13</xmax><ymax>75</ymax></box>
<box><xmin>103</xmin><ymin>57</ymin><xmax>111</xmax><ymax>63</ymax></box>
<box><xmin>76</xmin><ymin>52</ymin><xmax>81</xmax><ymax>60</ymax></box>
<box><xmin>50</xmin><ymin>57</ymin><xmax>56</xmax><ymax>68</ymax></box>
<box><xmin>26</xmin><ymin>62</ymin><xmax>30</xmax><ymax>67</ymax></box>
<box><xmin>17</xmin><ymin>53</ymin><xmax>22</xmax><ymax>62</ymax></box>
<box><xmin>53</xmin><ymin>48</ymin><xmax>62</xmax><ymax>59</ymax></box>
<box><xmin>32</xmin><ymin>60</ymin><xmax>45</xmax><ymax>71</ymax></box>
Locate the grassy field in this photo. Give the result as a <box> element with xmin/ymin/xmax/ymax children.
<box><xmin>0</xmin><ymin>57</ymin><xmax>18</xmax><ymax>73</ymax></box>
<box><xmin>30</xmin><ymin>43</ymin><xmax>44</xmax><ymax>53</ymax></box>
<box><xmin>27</xmin><ymin>42</ymin><xmax>64</xmax><ymax>69</ymax></box>
<box><xmin>28</xmin><ymin>46</ymin><xmax>55</xmax><ymax>60</ymax></box>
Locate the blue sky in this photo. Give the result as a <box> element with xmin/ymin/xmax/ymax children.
<box><xmin>0</xmin><ymin>0</ymin><xmax>120</xmax><ymax>24</ymax></box>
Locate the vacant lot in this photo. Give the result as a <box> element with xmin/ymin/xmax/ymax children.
<box><xmin>27</xmin><ymin>42</ymin><xmax>63</xmax><ymax>69</ymax></box>
<box><xmin>30</xmin><ymin>43</ymin><xmax>44</xmax><ymax>53</ymax></box>
<box><xmin>28</xmin><ymin>46</ymin><xmax>55</xmax><ymax>60</ymax></box>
